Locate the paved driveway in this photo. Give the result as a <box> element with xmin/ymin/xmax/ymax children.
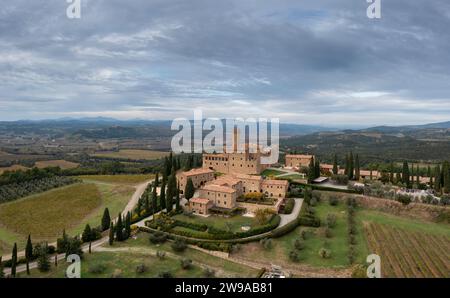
<box><xmin>279</xmin><ymin>198</ymin><xmax>303</xmax><ymax>227</ymax></box>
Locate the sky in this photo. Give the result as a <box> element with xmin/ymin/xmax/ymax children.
<box><xmin>0</xmin><ymin>0</ymin><xmax>449</xmax><ymax>126</ymax></box>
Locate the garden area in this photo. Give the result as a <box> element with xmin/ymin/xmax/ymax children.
<box><xmin>146</xmin><ymin>211</ymin><xmax>281</xmax><ymax>242</ymax></box>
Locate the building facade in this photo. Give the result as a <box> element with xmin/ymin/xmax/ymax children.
<box><xmin>285</xmin><ymin>154</ymin><xmax>314</xmax><ymax>168</ymax></box>
<box><xmin>177</xmin><ymin>168</ymin><xmax>215</xmax><ymax>194</ymax></box>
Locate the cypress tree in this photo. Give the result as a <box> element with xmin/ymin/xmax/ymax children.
<box><xmin>11</xmin><ymin>243</ymin><xmax>17</xmax><ymax>277</ymax></box>
<box><xmin>355</xmin><ymin>154</ymin><xmax>360</xmax><ymax>181</ymax></box>
<box><xmin>101</xmin><ymin>208</ymin><xmax>111</xmax><ymax>231</ymax></box>
<box><xmin>185</xmin><ymin>178</ymin><xmax>195</xmax><ymax>201</ymax></box>
<box><xmin>434</xmin><ymin>165</ymin><xmax>441</xmax><ymax>193</ymax></box>
<box><xmin>344</xmin><ymin>155</ymin><xmax>349</xmax><ymax>176</ymax></box>
<box><xmin>82</xmin><ymin>224</ymin><xmax>92</xmax><ymax>243</ymax></box>
<box><xmin>307</xmin><ymin>157</ymin><xmax>316</xmax><ymax>183</ymax></box>
<box><xmin>116</xmin><ymin>213</ymin><xmax>123</xmax><ymax>241</ymax></box>
<box><xmin>166</xmin><ymin>173</ymin><xmax>176</xmax><ymax>213</ymax></box>
<box><xmin>37</xmin><ymin>242</ymin><xmax>50</xmax><ymax>272</ymax></box>
<box><xmin>152</xmin><ymin>183</ymin><xmax>158</xmax><ymax>213</ymax></box>
<box><xmin>402</xmin><ymin>161</ymin><xmax>410</xmax><ymax>187</ymax></box>
<box><xmin>176</xmin><ymin>182</ymin><xmax>181</xmax><ymax>211</ymax></box>
<box><xmin>144</xmin><ymin>195</ymin><xmax>150</xmax><ymax>213</ymax></box>
<box><xmin>155</xmin><ymin>173</ymin><xmax>159</xmax><ymax>187</ymax></box>
<box><xmin>0</xmin><ymin>256</ymin><xmax>4</xmax><ymax>278</ymax></box>
<box><xmin>332</xmin><ymin>154</ymin><xmax>338</xmax><ymax>175</ymax></box>
<box><xmin>389</xmin><ymin>162</ymin><xmax>394</xmax><ymax>183</ymax></box>
<box><xmin>25</xmin><ymin>235</ymin><xmax>33</xmax><ymax>275</ymax></box>
<box><xmin>125</xmin><ymin>212</ymin><xmax>131</xmax><ymax>239</ymax></box>
<box><xmin>160</xmin><ymin>180</ymin><xmax>166</xmax><ymax>210</ymax></box>
<box><xmin>109</xmin><ymin>222</ymin><xmax>114</xmax><ymax>246</ymax></box>
<box><xmin>314</xmin><ymin>158</ymin><xmax>320</xmax><ymax>179</ymax></box>
<box><xmin>443</xmin><ymin>161</ymin><xmax>450</xmax><ymax>193</ymax></box>
<box><xmin>348</xmin><ymin>152</ymin><xmax>354</xmax><ymax>180</ymax></box>
<box><xmin>55</xmin><ymin>255</ymin><xmax>58</xmax><ymax>267</ymax></box>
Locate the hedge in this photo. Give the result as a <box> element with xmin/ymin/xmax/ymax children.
<box><xmin>283</xmin><ymin>198</ymin><xmax>295</xmax><ymax>214</ymax></box>
<box><xmin>290</xmin><ymin>182</ymin><xmax>360</xmax><ymax>194</ymax></box>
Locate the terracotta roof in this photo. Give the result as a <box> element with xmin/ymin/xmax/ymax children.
<box><xmin>181</xmin><ymin>168</ymin><xmax>214</xmax><ymax>176</ymax></box>
<box><xmin>320</xmin><ymin>164</ymin><xmax>334</xmax><ymax>169</ymax></box>
<box><xmin>201</xmin><ymin>184</ymin><xmax>236</xmax><ymax>193</ymax></box>
<box><xmin>208</xmin><ymin>175</ymin><xmax>241</xmax><ymax>187</ymax></box>
<box><xmin>233</xmin><ymin>173</ymin><xmax>262</xmax><ymax>181</ymax></box>
<box><xmin>190</xmin><ymin>198</ymin><xmax>211</xmax><ymax>204</ymax></box>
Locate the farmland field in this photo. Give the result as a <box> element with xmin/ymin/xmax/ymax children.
<box><xmin>34</xmin><ymin>160</ymin><xmax>80</xmax><ymax>170</ymax></box>
<box><xmin>364</xmin><ymin>222</ymin><xmax>449</xmax><ymax>277</ymax></box>
<box><xmin>0</xmin><ymin>182</ymin><xmax>135</xmax><ymax>255</ymax></box>
<box><xmin>92</xmin><ymin>149</ymin><xmax>169</xmax><ymax>160</ymax></box>
<box><xmin>0</xmin><ymin>164</ymin><xmax>29</xmax><ymax>174</ymax></box>
<box><xmin>78</xmin><ymin>174</ymin><xmax>154</xmax><ymax>185</ymax></box>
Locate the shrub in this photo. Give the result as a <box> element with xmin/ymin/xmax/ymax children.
<box><xmin>326</xmin><ymin>213</ymin><xmax>337</xmax><ymax>228</ymax></box>
<box><xmin>324</xmin><ymin>227</ymin><xmax>333</xmax><ymax>238</ymax></box>
<box><xmin>111</xmin><ymin>269</ymin><xmax>123</xmax><ymax>278</ymax></box>
<box><xmin>180</xmin><ymin>258</ymin><xmax>193</xmax><ymax>270</ymax></box>
<box><xmin>149</xmin><ymin>231</ymin><xmax>167</xmax><ymax>244</ymax></box>
<box><xmin>318</xmin><ymin>248</ymin><xmax>331</xmax><ymax>259</ymax></box>
<box><xmin>301</xmin><ymin>230</ymin><xmax>309</xmax><ymax>240</ymax></box>
<box><xmin>244</xmin><ymin>192</ymin><xmax>264</xmax><ymax>201</ymax></box>
<box><xmin>309</xmin><ymin>197</ymin><xmax>317</xmax><ymax>207</ymax></box>
<box><xmin>89</xmin><ymin>264</ymin><xmax>107</xmax><ymax>274</ymax></box>
<box><xmin>260</xmin><ymin>238</ymin><xmax>273</xmax><ymax>250</ymax></box>
<box><xmin>349</xmin><ymin>234</ymin><xmax>357</xmax><ymax>245</ymax></box>
<box><xmin>283</xmin><ymin>198</ymin><xmax>295</xmax><ymax>214</ymax></box>
<box><xmin>158</xmin><ymin>271</ymin><xmax>173</xmax><ymax>278</ymax></box>
<box><xmin>289</xmin><ymin>250</ymin><xmax>299</xmax><ymax>262</ymax></box>
<box><xmin>312</xmin><ymin>190</ymin><xmax>322</xmax><ymax>202</ymax></box>
<box><xmin>294</xmin><ymin>238</ymin><xmax>305</xmax><ymax>250</ymax></box>
<box><xmin>171</xmin><ymin>238</ymin><xmax>188</xmax><ymax>252</ymax></box>
<box><xmin>348</xmin><ymin>225</ymin><xmax>357</xmax><ymax>235</ymax></box>
<box><xmin>156</xmin><ymin>250</ymin><xmax>166</xmax><ymax>260</ymax></box>
<box><xmin>328</xmin><ymin>195</ymin><xmax>339</xmax><ymax>206</ymax></box>
<box><xmin>136</xmin><ymin>264</ymin><xmax>148</xmax><ymax>274</ymax></box>
<box><xmin>203</xmin><ymin>268</ymin><xmax>216</xmax><ymax>278</ymax></box>
<box><xmin>298</xmin><ymin>215</ymin><xmax>320</xmax><ymax>227</ymax></box>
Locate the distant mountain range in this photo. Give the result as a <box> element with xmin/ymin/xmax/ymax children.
<box><xmin>1</xmin><ymin>117</ymin><xmax>449</xmax><ymax>139</ymax></box>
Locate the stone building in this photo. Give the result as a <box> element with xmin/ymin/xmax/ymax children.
<box><xmin>285</xmin><ymin>154</ymin><xmax>314</xmax><ymax>168</ymax></box>
<box><xmin>189</xmin><ymin>198</ymin><xmax>214</xmax><ymax>215</ymax></box>
<box><xmin>177</xmin><ymin>168</ymin><xmax>215</xmax><ymax>194</ymax></box>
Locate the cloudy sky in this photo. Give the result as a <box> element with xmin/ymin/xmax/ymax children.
<box><xmin>0</xmin><ymin>0</ymin><xmax>449</xmax><ymax>126</ymax></box>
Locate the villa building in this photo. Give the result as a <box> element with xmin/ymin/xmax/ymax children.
<box><xmin>189</xmin><ymin>198</ymin><xmax>214</xmax><ymax>215</ymax></box>
<box><xmin>177</xmin><ymin>168</ymin><xmax>215</xmax><ymax>194</ymax></box>
<box><xmin>285</xmin><ymin>154</ymin><xmax>314</xmax><ymax>169</ymax></box>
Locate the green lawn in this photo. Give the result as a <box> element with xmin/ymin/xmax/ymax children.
<box><xmin>233</xmin><ymin>200</ymin><xmax>365</xmax><ymax>269</ymax></box>
<box><xmin>23</xmin><ymin>251</ymin><xmax>205</xmax><ymax>278</ymax></box>
<box><xmin>277</xmin><ymin>174</ymin><xmax>305</xmax><ymax>180</ymax></box>
<box><xmin>110</xmin><ymin>233</ymin><xmax>259</xmax><ymax>277</ymax></box>
<box><xmin>172</xmin><ymin>214</ymin><xmax>256</xmax><ymax>233</ymax></box>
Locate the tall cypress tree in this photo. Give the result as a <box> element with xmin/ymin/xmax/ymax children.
<box><xmin>332</xmin><ymin>154</ymin><xmax>338</xmax><ymax>175</ymax></box>
<box><xmin>155</xmin><ymin>173</ymin><xmax>159</xmax><ymax>187</ymax></box>
<box><xmin>307</xmin><ymin>157</ymin><xmax>316</xmax><ymax>183</ymax></box>
<box><xmin>109</xmin><ymin>222</ymin><xmax>114</xmax><ymax>246</ymax></box>
<box><xmin>348</xmin><ymin>152</ymin><xmax>354</xmax><ymax>180</ymax></box>
<box><xmin>314</xmin><ymin>158</ymin><xmax>320</xmax><ymax>179</ymax></box>
<box><xmin>152</xmin><ymin>183</ymin><xmax>158</xmax><ymax>212</ymax></box>
<box><xmin>11</xmin><ymin>243</ymin><xmax>17</xmax><ymax>277</ymax></box>
<box><xmin>176</xmin><ymin>182</ymin><xmax>181</xmax><ymax>211</ymax></box>
<box><xmin>116</xmin><ymin>213</ymin><xmax>123</xmax><ymax>241</ymax></box>
<box><xmin>434</xmin><ymin>165</ymin><xmax>441</xmax><ymax>193</ymax></box>
<box><xmin>355</xmin><ymin>154</ymin><xmax>360</xmax><ymax>181</ymax></box>
<box><xmin>125</xmin><ymin>212</ymin><xmax>131</xmax><ymax>239</ymax></box>
<box><xmin>389</xmin><ymin>162</ymin><xmax>394</xmax><ymax>183</ymax></box>
<box><xmin>82</xmin><ymin>224</ymin><xmax>92</xmax><ymax>243</ymax></box>
<box><xmin>25</xmin><ymin>235</ymin><xmax>33</xmax><ymax>275</ymax></box>
<box><xmin>101</xmin><ymin>208</ymin><xmax>111</xmax><ymax>231</ymax></box>
<box><xmin>166</xmin><ymin>173</ymin><xmax>176</xmax><ymax>213</ymax></box>
<box><xmin>185</xmin><ymin>178</ymin><xmax>195</xmax><ymax>201</ymax></box>
<box><xmin>160</xmin><ymin>181</ymin><xmax>166</xmax><ymax>211</ymax></box>
<box><xmin>443</xmin><ymin>161</ymin><xmax>450</xmax><ymax>193</ymax></box>
<box><xmin>402</xmin><ymin>161</ymin><xmax>410</xmax><ymax>187</ymax></box>
<box><xmin>0</xmin><ymin>256</ymin><xmax>4</xmax><ymax>278</ymax></box>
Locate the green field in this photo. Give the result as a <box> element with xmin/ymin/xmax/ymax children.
<box><xmin>0</xmin><ymin>182</ymin><xmax>134</xmax><ymax>255</ymax></box>
<box><xmin>78</xmin><ymin>174</ymin><xmax>154</xmax><ymax>185</ymax></box>
<box><xmin>23</xmin><ymin>232</ymin><xmax>259</xmax><ymax>278</ymax></box>
<box><xmin>233</xmin><ymin>200</ymin><xmax>358</xmax><ymax>268</ymax></box>
<box><xmin>23</xmin><ymin>251</ymin><xmax>205</xmax><ymax>278</ymax></box>
<box><xmin>172</xmin><ymin>214</ymin><xmax>256</xmax><ymax>233</ymax></box>
<box><xmin>109</xmin><ymin>233</ymin><xmax>259</xmax><ymax>277</ymax></box>
<box><xmin>92</xmin><ymin>149</ymin><xmax>169</xmax><ymax>160</ymax></box>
